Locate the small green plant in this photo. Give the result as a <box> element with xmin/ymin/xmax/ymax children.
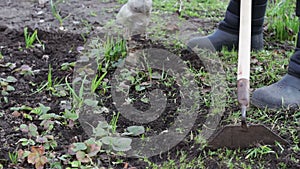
<box><xmin>20</xmin><ymin>123</ymin><xmax>39</xmax><ymax>138</ymax></box>
<box><xmin>18</xmin><ymin>138</ymin><xmax>36</xmax><ymax>147</ymax></box>
<box><xmin>8</xmin><ymin>152</ymin><xmax>18</xmax><ymax>164</ymax></box>
<box><xmin>110</xmin><ymin>112</ymin><xmax>120</xmax><ymax>133</ymax></box>
<box><xmin>24</xmin><ymin>27</ymin><xmax>40</xmax><ymax>48</ymax></box>
<box><xmin>50</xmin><ymin>0</ymin><xmax>70</xmax><ymax>26</ymax></box>
<box><xmin>61</xmin><ymin>62</ymin><xmax>75</xmax><ymax>71</ymax></box>
<box><xmin>69</xmin><ymin>138</ymin><xmax>102</xmax><ymax>163</ymax></box>
<box><xmin>267</xmin><ymin>0</ymin><xmax>299</xmax><ymax>41</ymax></box>
<box><xmin>36</xmin><ymin>135</ymin><xmax>58</xmax><ymax>150</ymax></box>
<box><xmin>103</xmin><ymin>36</ymin><xmax>127</xmax><ymax>63</ymax></box>
<box><xmin>0</xmin><ymin>52</ymin><xmax>3</xmax><ymax>60</ymax></box>
<box><xmin>66</xmin><ymin>75</ymin><xmax>86</xmax><ymax>108</ymax></box>
<box><xmin>47</xmin><ymin>65</ymin><xmax>53</xmax><ymax>90</ymax></box>
<box><xmin>32</xmin><ymin>67</ymin><xmax>67</xmax><ymax>97</ymax></box>
<box><xmin>245</xmin><ymin>145</ymin><xmax>276</xmax><ymax>159</ymax></box>
<box><xmin>0</xmin><ymin>76</ymin><xmax>17</xmax><ymax>103</ymax></box>
<box><xmin>91</xmin><ymin>72</ymin><xmax>107</xmax><ymax>93</ymax></box>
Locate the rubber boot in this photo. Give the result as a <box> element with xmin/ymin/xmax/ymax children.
<box><xmin>187</xmin><ymin>0</ymin><xmax>267</xmax><ymax>52</ymax></box>
<box><xmin>252</xmin><ymin>74</ymin><xmax>300</xmax><ymax>109</ymax></box>
<box><xmin>252</xmin><ymin>0</ymin><xmax>300</xmax><ymax>109</ymax></box>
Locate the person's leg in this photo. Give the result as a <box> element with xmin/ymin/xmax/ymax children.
<box><xmin>252</xmin><ymin>0</ymin><xmax>300</xmax><ymax>109</ymax></box>
<box><xmin>187</xmin><ymin>0</ymin><xmax>267</xmax><ymax>51</ymax></box>
<box><xmin>288</xmin><ymin>0</ymin><xmax>300</xmax><ymax>78</ymax></box>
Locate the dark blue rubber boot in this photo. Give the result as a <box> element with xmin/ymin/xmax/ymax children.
<box><xmin>252</xmin><ymin>74</ymin><xmax>300</xmax><ymax>109</ymax></box>
<box><xmin>187</xmin><ymin>0</ymin><xmax>267</xmax><ymax>52</ymax></box>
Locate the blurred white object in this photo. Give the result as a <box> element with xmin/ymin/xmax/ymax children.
<box><xmin>116</xmin><ymin>0</ymin><xmax>152</xmax><ymax>37</ymax></box>
<box><xmin>38</xmin><ymin>0</ymin><xmax>49</xmax><ymax>5</ymax></box>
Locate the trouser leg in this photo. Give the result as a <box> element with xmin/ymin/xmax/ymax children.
<box><xmin>287</xmin><ymin>0</ymin><xmax>300</xmax><ymax>78</ymax></box>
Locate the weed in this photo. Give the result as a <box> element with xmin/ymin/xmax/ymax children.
<box><xmin>24</xmin><ymin>27</ymin><xmax>41</xmax><ymax>48</ymax></box>
<box><xmin>61</xmin><ymin>62</ymin><xmax>75</xmax><ymax>71</ymax></box>
<box><xmin>30</xmin><ymin>104</ymin><xmax>51</xmax><ymax>117</ymax></box>
<box><xmin>69</xmin><ymin>138</ymin><xmax>101</xmax><ymax>164</ymax></box>
<box><xmin>46</xmin><ymin>65</ymin><xmax>53</xmax><ymax>90</ymax></box>
<box><xmin>27</xmin><ymin>146</ymin><xmax>48</xmax><ymax>169</ymax></box>
<box><xmin>20</xmin><ymin>123</ymin><xmax>39</xmax><ymax>138</ymax></box>
<box><xmin>65</xmin><ymin>75</ymin><xmax>86</xmax><ymax>108</ymax></box>
<box><xmin>91</xmin><ymin>72</ymin><xmax>107</xmax><ymax>93</ymax></box>
<box><xmin>0</xmin><ymin>76</ymin><xmax>17</xmax><ymax>103</ymax></box>
<box><xmin>0</xmin><ymin>52</ymin><xmax>3</xmax><ymax>60</ymax></box>
<box><xmin>267</xmin><ymin>0</ymin><xmax>299</xmax><ymax>41</ymax></box>
<box><xmin>8</xmin><ymin>152</ymin><xmax>18</xmax><ymax>164</ymax></box>
<box><xmin>245</xmin><ymin>145</ymin><xmax>276</xmax><ymax>159</ymax></box>
<box><xmin>50</xmin><ymin>0</ymin><xmax>70</xmax><ymax>27</ymax></box>
<box><xmin>62</xmin><ymin>109</ymin><xmax>79</xmax><ymax>122</ymax></box>
<box><xmin>110</xmin><ymin>112</ymin><xmax>120</xmax><ymax>133</ymax></box>
<box><xmin>18</xmin><ymin>138</ymin><xmax>36</xmax><ymax>147</ymax></box>
<box><xmin>103</xmin><ymin>36</ymin><xmax>127</xmax><ymax>63</ymax></box>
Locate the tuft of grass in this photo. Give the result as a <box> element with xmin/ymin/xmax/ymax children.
<box><xmin>47</xmin><ymin>64</ymin><xmax>53</xmax><ymax>90</ymax></box>
<box><xmin>8</xmin><ymin>152</ymin><xmax>18</xmax><ymax>165</ymax></box>
<box><xmin>91</xmin><ymin>72</ymin><xmax>107</xmax><ymax>93</ymax></box>
<box><xmin>103</xmin><ymin>36</ymin><xmax>127</xmax><ymax>63</ymax></box>
<box><xmin>110</xmin><ymin>112</ymin><xmax>120</xmax><ymax>133</ymax></box>
<box><xmin>266</xmin><ymin>0</ymin><xmax>299</xmax><ymax>41</ymax></box>
<box><xmin>50</xmin><ymin>0</ymin><xmax>70</xmax><ymax>26</ymax></box>
<box><xmin>24</xmin><ymin>27</ymin><xmax>39</xmax><ymax>48</ymax></box>
<box><xmin>245</xmin><ymin>145</ymin><xmax>276</xmax><ymax>159</ymax></box>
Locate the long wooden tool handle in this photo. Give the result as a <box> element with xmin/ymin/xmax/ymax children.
<box><xmin>238</xmin><ymin>0</ymin><xmax>251</xmax><ymax>81</ymax></box>
<box><xmin>238</xmin><ymin>0</ymin><xmax>252</xmax><ymax>127</ymax></box>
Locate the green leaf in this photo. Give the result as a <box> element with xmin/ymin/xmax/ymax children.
<box><xmin>97</xmin><ymin>121</ymin><xmax>110</xmax><ymax>129</ymax></box>
<box><xmin>20</xmin><ymin>124</ymin><xmax>28</xmax><ymax>133</ymax></box>
<box><xmin>28</xmin><ymin>123</ymin><xmax>38</xmax><ymax>137</ymax></box>
<box><xmin>112</xmin><ymin>137</ymin><xmax>132</xmax><ymax>152</ymax></box>
<box><xmin>101</xmin><ymin>136</ymin><xmax>114</xmax><ymax>145</ymax></box>
<box><xmin>6</xmin><ymin>76</ymin><xmax>18</xmax><ymax>83</ymax></box>
<box><xmin>6</xmin><ymin>85</ymin><xmax>15</xmax><ymax>91</ymax></box>
<box><xmin>18</xmin><ymin>138</ymin><xmax>35</xmax><ymax>146</ymax></box>
<box><xmin>23</xmin><ymin>113</ymin><xmax>33</xmax><ymax>121</ymax></box>
<box><xmin>39</xmin><ymin>104</ymin><xmax>51</xmax><ymax>114</ymax></box>
<box><xmin>93</xmin><ymin>126</ymin><xmax>108</xmax><ymax>137</ymax></box>
<box><xmin>102</xmin><ymin>136</ymin><xmax>132</xmax><ymax>151</ymax></box>
<box><xmin>135</xmin><ymin>85</ymin><xmax>146</xmax><ymax>91</ymax></box>
<box><xmin>70</xmin><ymin>160</ymin><xmax>81</xmax><ymax>167</ymax></box>
<box><xmin>126</xmin><ymin>126</ymin><xmax>145</xmax><ymax>136</ymax></box>
<box><xmin>84</xmin><ymin>99</ymin><xmax>98</xmax><ymax>107</ymax></box>
<box><xmin>63</xmin><ymin>110</ymin><xmax>78</xmax><ymax>121</ymax></box>
<box><xmin>39</xmin><ymin>113</ymin><xmax>61</xmax><ymax>120</ymax></box>
<box><xmin>72</xmin><ymin>143</ymin><xmax>87</xmax><ymax>152</ymax></box>
<box><xmin>10</xmin><ymin>105</ymin><xmax>32</xmax><ymax>111</ymax></box>
<box><xmin>76</xmin><ymin>151</ymin><xmax>89</xmax><ymax>163</ymax></box>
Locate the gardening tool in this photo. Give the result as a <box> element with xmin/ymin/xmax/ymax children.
<box><xmin>207</xmin><ymin>0</ymin><xmax>288</xmax><ymax>149</ymax></box>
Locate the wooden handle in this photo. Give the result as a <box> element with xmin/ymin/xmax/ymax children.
<box><xmin>237</xmin><ymin>0</ymin><xmax>252</xmax><ymax>80</ymax></box>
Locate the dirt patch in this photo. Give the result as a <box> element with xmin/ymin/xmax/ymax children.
<box><xmin>0</xmin><ymin>24</ymin><xmax>85</xmax><ymax>167</ymax></box>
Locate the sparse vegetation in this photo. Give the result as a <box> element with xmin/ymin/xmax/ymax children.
<box><xmin>266</xmin><ymin>0</ymin><xmax>299</xmax><ymax>41</ymax></box>
<box><xmin>24</xmin><ymin>27</ymin><xmax>40</xmax><ymax>48</ymax></box>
